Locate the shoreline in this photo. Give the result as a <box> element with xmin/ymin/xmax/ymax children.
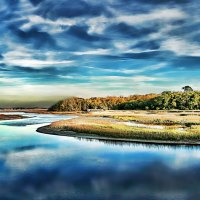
<box><xmin>0</xmin><ymin>108</ymin><xmax>85</xmax><ymax>115</ymax></box>
<box><xmin>0</xmin><ymin>114</ymin><xmax>27</xmax><ymax>121</ymax></box>
<box><xmin>2</xmin><ymin>110</ymin><xmax>200</xmax><ymax>146</ymax></box>
<box><xmin>37</xmin><ymin>125</ymin><xmax>200</xmax><ymax>146</ymax></box>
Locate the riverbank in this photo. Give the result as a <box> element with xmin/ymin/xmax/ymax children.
<box><xmin>0</xmin><ymin>114</ymin><xmax>26</xmax><ymax>121</ymax></box>
<box><xmin>37</xmin><ymin>113</ymin><xmax>200</xmax><ymax>145</ymax></box>
<box><xmin>37</xmin><ymin>125</ymin><xmax>200</xmax><ymax>145</ymax></box>
<box><xmin>0</xmin><ymin>108</ymin><xmax>85</xmax><ymax>115</ymax></box>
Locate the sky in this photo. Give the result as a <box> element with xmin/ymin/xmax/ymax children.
<box><xmin>0</xmin><ymin>0</ymin><xmax>200</xmax><ymax>107</ymax></box>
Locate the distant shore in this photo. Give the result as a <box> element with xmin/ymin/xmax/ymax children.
<box><xmin>0</xmin><ymin>108</ymin><xmax>84</xmax><ymax>115</ymax></box>
<box><xmin>0</xmin><ymin>114</ymin><xmax>26</xmax><ymax>121</ymax></box>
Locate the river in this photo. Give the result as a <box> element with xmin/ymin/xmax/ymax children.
<box><xmin>0</xmin><ymin>112</ymin><xmax>200</xmax><ymax>200</ymax></box>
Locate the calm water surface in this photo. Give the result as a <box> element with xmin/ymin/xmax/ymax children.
<box><xmin>0</xmin><ymin>112</ymin><xmax>200</xmax><ymax>200</ymax></box>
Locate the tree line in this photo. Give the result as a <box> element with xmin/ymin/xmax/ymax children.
<box><xmin>48</xmin><ymin>94</ymin><xmax>158</xmax><ymax>111</ymax></box>
<box><xmin>49</xmin><ymin>89</ymin><xmax>200</xmax><ymax>111</ymax></box>
<box><xmin>118</xmin><ymin>91</ymin><xmax>200</xmax><ymax>110</ymax></box>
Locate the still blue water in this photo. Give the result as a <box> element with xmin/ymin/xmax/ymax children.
<box><xmin>0</xmin><ymin>112</ymin><xmax>200</xmax><ymax>200</ymax></box>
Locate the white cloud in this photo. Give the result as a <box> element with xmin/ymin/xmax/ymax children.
<box><xmin>117</xmin><ymin>8</ymin><xmax>186</xmax><ymax>25</ymax></box>
<box><xmin>161</xmin><ymin>38</ymin><xmax>200</xmax><ymax>56</ymax></box>
<box><xmin>124</xmin><ymin>49</ymin><xmax>158</xmax><ymax>54</ymax></box>
<box><xmin>113</xmin><ymin>41</ymin><xmax>136</xmax><ymax>52</ymax></box>
<box><xmin>2</xmin><ymin>49</ymin><xmax>74</xmax><ymax>68</ymax></box>
<box><xmin>2</xmin><ymin>59</ymin><xmax>74</xmax><ymax>68</ymax></box>
<box><xmin>87</xmin><ymin>16</ymin><xmax>109</xmax><ymax>34</ymax></box>
<box><xmin>3</xmin><ymin>50</ymin><xmax>32</xmax><ymax>59</ymax></box>
<box><xmin>60</xmin><ymin>74</ymin><xmax>170</xmax><ymax>83</ymax></box>
<box><xmin>73</xmin><ymin>49</ymin><xmax>110</xmax><ymax>55</ymax></box>
<box><xmin>143</xmin><ymin>63</ymin><xmax>167</xmax><ymax>71</ymax></box>
<box><xmin>92</xmin><ymin>63</ymin><xmax>166</xmax><ymax>74</ymax></box>
<box><xmin>21</xmin><ymin>15</ymin><xmax>78</xmax><ymax>33</ymax></box>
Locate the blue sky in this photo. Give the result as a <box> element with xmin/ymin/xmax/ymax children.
<box><xmin>0</xmin><ymin>0</ymin><xmax>200</xmax><ymax>106</ymax></box>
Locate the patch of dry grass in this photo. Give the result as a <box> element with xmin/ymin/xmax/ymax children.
<box><xmin>90</xmin><ymin>110</ymin><xmax>200</xmax><ymax>127</ymax></box>
<box><xmin>50</xmin><ymin>116</ymin><xmax>200</xmax><ymax>141</ymax></box>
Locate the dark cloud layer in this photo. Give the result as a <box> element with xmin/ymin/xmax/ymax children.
<box><xmin>35</xmin><ymin>0</ymin><xmax>110</xmax><ymax>19</ymax></box>
<box><xmin>10</xmin><ymin>26</ymin><xmax>58</xmax><ymax>49</ymax></box>
<box><xmin>139</xmin><ymin>0</ymin><xmax>189</xmax><ymax>4</ymax></box>
<box><xmin>29</xmin><ymin>0</ymin><xmax>44</xmax><ymax>6</ymax></box>
<box><xmin>133</xmin><ymin>40</ymin><xmax>160</xmax><ymax>50</ymax></box>
<box><xmin>68</xmin><ymin>25</ymin><xmax>108</xmax><ymax>42</ymax></box>
<box><xmin>106</xmin><ymin>23</ymin><xmax>159</xmax><ymax>39</ymax></box>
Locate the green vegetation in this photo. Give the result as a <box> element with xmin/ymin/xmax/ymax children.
<box><xmin>182</xmin><ymin>85</ymin><xmax>193</xmax><ymax>92</ymax></box>
<box><xmin>48</xmin><ymin>94</ymin><xmax>157</xmax><ymax>111</ymax></box>
<box><xmin>119</xmin><ymin>91</ymin><xmax>200</xmax><ymax>110</ymax></box>
<box><xmin>49</xmin><ymin>88</ymin><xmax>200</xmax><ymax>111</ymax></box>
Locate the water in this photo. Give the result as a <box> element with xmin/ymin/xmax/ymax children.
<box><xmin>0</xmin><ymin>112</ymin><xmax>200</xmax><ymax>200</ymax></box>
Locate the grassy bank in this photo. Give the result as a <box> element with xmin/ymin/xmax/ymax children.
<box><xmin>38</xmin><ymin>115</ymin><xmax>200</xmax><ymax>143</ymax></box>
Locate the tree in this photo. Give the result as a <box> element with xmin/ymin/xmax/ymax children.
<box><xmin>182</xmin><ymin>86</ymin><xmax>193</xmax><ymax>92</ymax></box>
<box><xmin>161</xmin><ymin>91</ymin><xmax>172</xmax><ymax>95</ymax></box>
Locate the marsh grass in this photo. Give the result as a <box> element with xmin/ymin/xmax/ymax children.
<box><xmin>112</xmin><ymin>115</ymin><xmax>200</xmax><ymax>127</ymax></box>
<box><xmin>50</xmin><ymin>117</ymin><xmax>200</xmax><ymax>142</ymax></box>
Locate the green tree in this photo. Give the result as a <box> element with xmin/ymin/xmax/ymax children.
<box><xmin>182</xmin><ymin>86</ymin><xmax>193</xmax><ymax>92</ymax></box>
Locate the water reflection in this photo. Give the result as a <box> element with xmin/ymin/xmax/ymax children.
<box><xmin>0</xmin><ymin>112</ymin><xmax>200</xmax><ymax>199</ymax></box>
<box><xmin>76</xmin><ymin>137</ymin><xmax>200</xmax><ymax>150</ymax></box>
